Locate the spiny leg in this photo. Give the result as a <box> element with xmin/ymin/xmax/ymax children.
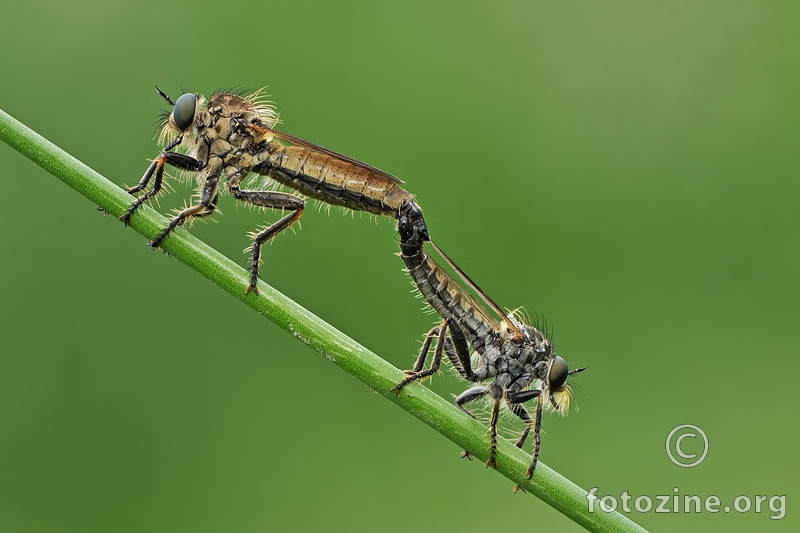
<box><xmin>505</xmin><ymin>389</ymin><xmax>542</xmax><ymax>491</ymax></box>
<box><xmin>510</xmin><ymin>403</ymin><xmax>533</xmax><ymax>449</ymax></box>
<box><xmin>442</xmin><ymin>321</ymin><xmax>477</xmax><ymax>382</ymax></box>
<box><xmin>391</xmin><ymin>319</ymin><xmax>449</xmax><ymax>396</ymax></box>
<box><xmin>193</xmin><ymin>192</ymin><xmax>219</xmax><ymax>220</ymax></box>
<box><xmin>509</xmin><ymin>390</ymin><xmax>540</xmax><ymax>453</ymax></box>
<box><xmin>246</xmin><ymin>207</ymin><xmax>304</xmax><ymax>294</ymax></box>
<box><xmin>509</xmin><ymin>402</ymin><xmax>533</xmax><ymax>493</ymax></box>
<box><xmin>526</xmin><ymin>395</ymin><xmax>544</xmax><ymax>480</ymax></box>
<box><xmin>406</xmin><ymin>323</ymin><xmax>442</xmax><ymax>375</ymax></box>
<box><xmin>120</xmin><ymin>157</ymin><xmax>165</xmax><ymax>225</ymax></box>
<box><xmin>485</xmin><ymin>398</ymin><xmax>501</xmax><ymax>469</ymax></box>
<box><xmin>149</xmin><ymin>167</ymin><xmax>220</xmax><ymax>248</ymax></box>
<box><xmin>444</xmin><ymin>323</ymin><xmax>493</xmax><ymax>456</ymax></box>
<box><xmin>455</xmin><ymin>386</ymin><xmax>487</xmax><ymax>420</ymax></box>
<box><xmin>455</xmin><ymin>385</ymin><xmax>488</xmax><ymax>461</ymax></box>
<box><xmin>441</xmin><ymin>335</ymin><xmax>461</xmax><ymax>375</ymax></box>
<box><xmin>229</xmin><ymin>185</ymin><xmax>305</xmax><ymax>295</ymax></box>
<box><xmin>406</xmin><ymin>320</ymin><xmax>475</xmax><ymax>380</ymax></box>
<box><xmin>442</xmin><ymin>322</ymin><xmax>483</xmax><ymax>461</ymax></box>
<box><xmin>125</xmin><ymin>135</ymin><xmax>182</xmax><ymax>195</ymax></box>
<box><xmin>121</xmin><ymin>147</ymin><xmax>206</xmax><ymax>225</ymax></box>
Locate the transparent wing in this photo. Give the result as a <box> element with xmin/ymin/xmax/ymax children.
<box><xmin>263</xmin><ymin>127</ymin><xmax>405</xmax><ymax>185</ymax></box>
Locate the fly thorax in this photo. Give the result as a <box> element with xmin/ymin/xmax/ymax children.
<box><xmin>518</xmin><ymin>346</ymin><xmax>536</xmax><ymax>365</ymax></box>
<box><xmin>210</xmin><ymin>138</ymin><xmax>233</xmax><ymax>158</ymax></box>
<box><xmin>482</xmin><ymin>337</ymin><xmax>502</xmax><ymax>364</ymax></box>
<box><xmin>235</xmin><ymin>152</ymin><xmax>254</xmax><ymax>169</ymax></box>
<box><xmin>501</xmin><ymin>338</ymin><xmax>523</xmax><ymax>359</ymax></box>
<box><xmin>493</xmin><ymin>374</ymin><xmax>513</xmax><ymax>391</ymax></box>
<box><xmin>496</xmin><ymin>358</ymin><xmax>509</xmax><ymax>374</ymax></box>
<box><xmin>214</xmin><ymin>116</ymin><xmax>233</xmax><ymax>141</ymax></box>
<box><xmin>534</xmin><ymin>341</ymin><xmax>552</xmax><ymax>365</ymax></box>
<box><xmin>518</xmin><ymin>325</ymin><xmax>553</xmax><ymax>363</ymax></box>
<box><xmin>506</xmin><ymin>358</ymin><xmax>525</xmax><ymax>379</ymax></box>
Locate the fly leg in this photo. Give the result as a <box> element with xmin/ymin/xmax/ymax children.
<box><xmin>454</xmin><ymin>385</ymin><xmax>488</xmax><ymax>461</ymax></box>
<box><xmin>125</xmin><ymin>135</ymin><xmax>182</xmax><ymax>196</ymax></box>
<box><xmin>148</xmin><ymin>160</ymin><xmax>221</xmax><ymax>248</ymax></box>
<box><xmin>444</xmin><ymin>322</ymin><xmax>484</xmax><ymax>461</ymax></box>
<box><xmin>403</xmin><ymin>320</ymin><xmax>475</xmax><ymax>379</ymax></box>
<box><xmin>392</xmin><ymin>319</ymin><xmax>449</xmax><ymax>396</ymax></box>
<box><xmin>442</xmin><ymin>322</ymin><xmax>486</xmax><ymax>462</ymax></box>
<box><xmin>507</xmin><ymin>390</ymin><xmax>540</xmax><ymax>449</ymax></box>
<box><xmin>510</xmin><ymin>405</ymin><xmax>533</xmax><ymax>494</ymax></box>
<box><xmin>404</xmin><ymin>323</ymin><xmax>443</xmax><ymax>375</ymax></box>
<box><xmin>120</xmin><ymin>137</ymin><xmax>206</xmax><ymax>225</ymax></box>
<box><xmin>442</xmin><ymin>321</ymin><xmax>478</xmax><ymax>382</ymax></box>
<box><xmin>506</xmin><ymin>390</ymin><xmax>540</xmax><ymax>493</ymax></box>
<box><xmin>505</xmin><ymin>389</ymin><xmax>543</xmax><ymax>489</ymax></box>
<box><xmin>228</xmin><ymin>183</ymin><xmax>305</xmax><ymax>295</ymax></box>
<box><xmin>445</xmin><ymin>322</ymin><xmax>491</xmax><ymax>460</ymax></box>
<box><xmin>396</xmin><ymin>318</ymin><xmax>480</xmax><ymax>460</ymax></box>
<box><xmin>120</xmin><ymin>157</ymin><xmax>166</xmax><ymax>225</ymax></box>
<box><xmin>525</xmin><ymin>395</ymin><xmax>544</xmax><ymax>480</ymax></box>
<box><xmin>455</xmin><ymin>386</ymin><xmax>488</xmax><ymax>420</ymax></box>
<box><xmin>485</xmin><ymin>398</ymin><xmax>501</xmax><ymax>469</ymax></box>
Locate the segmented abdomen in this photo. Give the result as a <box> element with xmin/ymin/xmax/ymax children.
<box><xmin>399</xmin><ymin>223</ymin><xmax>495</xmax><ymax>353</ymax></box>
<box><xmin>256</xmin><ymin>143</ymin><xmax>411</xmax><ymax>217</ymax></box>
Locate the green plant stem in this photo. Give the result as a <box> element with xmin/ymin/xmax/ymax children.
<box><xmin>0</xmin><ymin>108</ymin><xmax>647</xmax><ymax>533</ymax></box>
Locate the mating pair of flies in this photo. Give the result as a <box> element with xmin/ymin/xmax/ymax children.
<box><xmin>121</xmin><ymin>86</ymin><xmax>587</xmax><ymax>488</ymax></box>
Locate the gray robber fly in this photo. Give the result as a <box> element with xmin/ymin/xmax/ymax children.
<box><xmin>393</xmin><ymin>202</ymin><xmax>587</xmax><ymax>490</ymax></box>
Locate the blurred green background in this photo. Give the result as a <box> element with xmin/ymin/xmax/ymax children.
<box><xmin>1</xmin><ymin>1</ymin><xmax>797</xmax><ymax>531</ymax></box>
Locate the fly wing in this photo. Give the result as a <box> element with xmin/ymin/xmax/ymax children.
<box><xmin>430</xmin><ymin>241</ymin><xmax>524</xmax><ymax>340</ymax></box>
<box><xmin>265</xmin><ymin>129</ymin><xmax>406</xmax><ymax>185</ymax></box>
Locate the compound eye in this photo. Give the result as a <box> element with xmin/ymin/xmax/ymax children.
<box><xmin>172</xmin><ymin>93</ymin><xmax>197</xmax><ymax>131</ymax></box>
<box><xmin>548</xmin><ymin>356</ymin><xmax>569</xmax><ymax>392</ymax></box>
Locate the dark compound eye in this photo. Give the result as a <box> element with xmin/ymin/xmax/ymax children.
<box><xmin>172</xmin><ymin>93</ymin><xmax>197</xmax><ymax>131</ymax></box>
<box><xmin>548</xmin><ymin>356</ymin><xmax>569</xmax><ymax>392</ymax></box>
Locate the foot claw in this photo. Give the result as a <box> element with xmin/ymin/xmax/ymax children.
<box><xmin>513</xmin><ymin>484</ymin><xmax>526</xmax><ymax>494</ymax></box>
<box><xmin>245</xmin><ymin>285</ymin><xmax>259</xmax><ymax>296</ymax></box>
<box><xmin>460</xmin><ymin>451</ymin><xmax>472</xmax><ymax>461</ymax></box>
<box><xmin>526</xmin><ymin>467</ymin><xmax>534</xmax><ymax>480</ymax></box>
<box><xmin>485</xmin><ymin>458</ymin><xmax>497</xmax><ymax>469</ymax></box>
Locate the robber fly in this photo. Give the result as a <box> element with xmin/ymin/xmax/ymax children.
<box><xmin>121</xmin><ymin>86</ymin><xmax>427</xmax><ymax>294</ymax></box>
<box><xmin>393</xmin><ymin>203</ymin><xmax>587</xmax><ymax>489</ymax></box>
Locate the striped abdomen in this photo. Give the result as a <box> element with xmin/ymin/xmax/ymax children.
<box><xmin>254</xmin><ymin>142</ymin><xmax>412</xmax><ymax>217</ymax></box>
<box><xmin>398</xmin><ymin>204</ymin><xmax>497</xmax><ymax>352</ymax></box>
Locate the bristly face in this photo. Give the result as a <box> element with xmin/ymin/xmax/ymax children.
<box><xmin>545</xmin><ymin>355</ymin><xmax>573</xmax><ymax>415</ymax></box>
<box><xmin>156</xmin><ymin>91</ymin><xmax>204</xmax><ymax>146</ymax></box>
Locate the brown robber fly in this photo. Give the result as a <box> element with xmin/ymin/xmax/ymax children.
<box><xmin>121</xmin><ymin>86</ymin><xmax>427</xmax><ymax>294</ymax></box>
